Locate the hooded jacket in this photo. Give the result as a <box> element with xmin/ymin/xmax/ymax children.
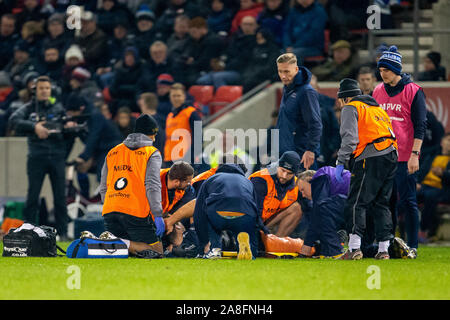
<box><xmin>193</xmin><ymin>163</ymin><xmax>258</xmax><ymax>219</ymax></box>
<box><xmin>337</xmin><ymin>95</ymin><xmax>397</xmax><ymax>165</ymax></box>
<box><xmin>375</xmin><ymin>73</ymin><xmax>427</xmax><ymax>142</ymax></box>
<box><xmin>283</xmin><ymin>1</ymin><xmax>327</xmax><ymax>51</ymax></box>
<box><xmin>276</xmin><ymin>66</ymin><xmax>322</xmax><ymax>157</ymax></box>
<box><xmin>99</xmin><ymin>133</ymin><xmax>163</xmax><ymax>217</ymax></box>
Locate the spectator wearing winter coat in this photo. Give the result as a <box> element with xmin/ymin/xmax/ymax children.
<box><xmin>61</xmin><ymin>44</ymin><xmax>86</xmax><ymax>93</ymax></box>
<box><xmin>327</xmin><ymin>0</ymin><xmax>370</xmax><ymax>43</ymax></box>
<box><xmin>418</xmin><ymin>51</ymin><xmax>447</xmax><ymax>82</ymax></box>
<box><xmin>138</xmin><ymin>92</ymin><xmax>166</xmax><ymax>155</ymax></box>
<box><xmin>241</xmin><ymin>28</ymin><xmax>281</xmax><ymax>92</ymax></box>
<box><xmin>230</xmin><ymin>0</ymin><xmax>264</xmax><ymax>34</ymax></box>
<box><xmin>167</xmin><ymin>15</ymin><xmax>190</xmax><ymax>59</ymax></box>
<box><xmin>283</xmin><ymin>0</ymin><xmax>327</xmax><ymax>60</ymax></box>
<box><xmin>196</xmin><ymin>15</ymin><xmax>258</xmax><ymax>89</ymax></box>
<box><xmin>20</xmin><ymin>20</ymin><xmax>45</xmax><ymax>60</ymax></box>
<box><xmin>74</xmin><ymin>11</ymin><xmax>108</xmax><ymax>72</ymax></box>
<box><xmin>4</xmin><ymin>40</ymin><xmax>38</xmax><ymax>90</ymax></box>
<box><xmin>109</xmin><ymin>46</ymin><xmax>148</xmax><ymax>114</ymax></box>
<box><xmin>0</xmin><ymin>14</ymin><xmax>20</xmax><ymax>70</ymax></box>
<box><xmin>35</xmin><ymin>46</ymin><xmax>64</xmax><ymax>86</ymax></box>
<box><xmin>155</xmin><ymin>0</ymin><xmax>208</xmax><ymax>40</ymax></box>
<box><xmin>207</xmin><ymin>0</ymin><xmax>234</xmax><ymax>35</ymax></box>
<box><xmin>15</xmin><ymin>0</ymin><xmax>48</xmax><ymax>31</ymax></box>
<box><xmin>115</xmin><ymin>106</ymin><xmax>136</xmax><ymax>140</ymax></box>
<box><xmin>257</xmin><ymin>0</ymin><xmax>289</xmax><ymax>47</ymax></box>
<box><xmin>6</xmin><ymin>71</ymin><xmax>39</xmax><ymax>132</ymax></box>
<box><xmin>142</xmin><ymin>41</ymin><xmax>176</xmax><ymax>93</ymax></box>
<box><xmin>42</xmin><ymin>13</ymin><xmax>72</xmax><ymax>61</ymax></box>
<box><xmin>312</xmin><ymin>40</ymin><xmax>358</xmax><ymax>81</ymax></box>
<box><xmin>105</xmin><ymin>18</ymin><xmax>136</xmax><ymax>68</ymax></box>
<box><xmin>175</xmin><ymin>17</ymin><xmax>224</xmax><ymax>87</ymax></box>
<box><xmin>156</xmin><ymin>73</ymin><xmax>175</xmax><ymax>119</ymax></box>
<box><xmin>276</xmin><ymin>53</ymin><xmax>322</xmax><ymax>170</ymax></box>
<box><xmin>134</xmin><ymin>6</ymin><xmax>162</xmax><ymax>61</ymax></box>
<box><xmin>63</xmin><ymin>67</ymin><xmax>101</xmax><ymax>107</ymax></box>
<box><xmin>96</xmin><ymin>0</ymin><xmax>133</xmax><ymax>37</ymax></box>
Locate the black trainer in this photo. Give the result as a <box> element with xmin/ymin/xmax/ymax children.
<box><xmin>135</xmin><ymin>249</ymin><xmax>163</xmax><ymax>259</ymax></box>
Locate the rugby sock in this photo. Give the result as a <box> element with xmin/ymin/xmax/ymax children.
<box><xmin>378</xmin><ymin>240</ymin><xmax>390</xmax><ymax>253</ymax></box>
<box><xmin>348</xmin><ymin>233</ymin><xmax>361</xmax><ymax>252</ymax></box>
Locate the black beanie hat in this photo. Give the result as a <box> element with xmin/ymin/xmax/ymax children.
<box><xmin>134</xmin><ymin>114</ymin><xmax>159</xmax><ymax>136</ymax></box>
<box><xmin>427</xmin><ymin>51</ymin><xmax>441</xmax><ymax>68</ymax></box>
<box><xmin>337</xmin><ymin>78</ymin><xmax>362</xmax><ymax>99</ymax></box>
<box><xmin>66</xmin><ymin>93</ymin><xmax>86</xmax><ymax>111</ymax></box>
<box><xmin>278</xmin><ymin>151</ymin><xmax>301</xmax><ymax>174</ymax></box>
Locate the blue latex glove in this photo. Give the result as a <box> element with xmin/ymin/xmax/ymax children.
<box><xmin>154</xmin><ymin>216</ymin><xmax>165</xmax><ymax>237</ymax></box>
<box><xmin>335</xmin><ymin>164</ymin><xmax>344</xmax><ymax>183</ymax></box>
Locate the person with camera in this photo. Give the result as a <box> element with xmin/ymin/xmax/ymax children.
<box><xmin>9</xmin><ymin>75</ymin><xmax>71</xmax><ymax>240</ymax></box>
<box><xmin>64</xmin><ymin>92</ymin><xmax>122</xmax><ymax>199</ymax></box>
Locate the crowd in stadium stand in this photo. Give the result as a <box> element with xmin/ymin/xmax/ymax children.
<box><xmin>0</xmin><ymin>0</ymin><xmax>447</xmax><ymax>242</ymax></box>
<box><xmin>0</xmin><ymin>0</ymin><xmax>445</xmax><ymax>134</ymax></box>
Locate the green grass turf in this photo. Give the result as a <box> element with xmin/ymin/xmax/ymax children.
<box><xmin>1</xmin><ymin>244</ymin><xmax>449</xmax><ymax>300</ymax></box>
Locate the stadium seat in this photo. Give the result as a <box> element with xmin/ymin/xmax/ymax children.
<box><xmin>349</xmin><ymin>29</ymin><xmax>369</xmax><ymax>35</ymax></box>
<box><xmin>209</xmin><ymin>85</ymin><xmax>243</xmax><ymax>115</ymax></box>
<box><xmin>188</xmin><ymin>85</ymin><xmax>215</xmax><ymax>106</ymax></box>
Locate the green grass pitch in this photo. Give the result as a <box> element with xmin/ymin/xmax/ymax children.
<box><xmin>1</xmin><ymin>244</ymin><xmax>449</xmax><ymax>300</ymax></box>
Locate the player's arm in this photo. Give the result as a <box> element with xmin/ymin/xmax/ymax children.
<box><xmin>145</xmin><ymin>151</ymin><xmax>163</xmax><ymax>218</ymax></box>
<box><xmin>336</xmin><ymin>105</ymin><xmax>359</xmax><ymax>166</ymax></box>
<box><xmin>409</xmin><ymin>89</ymin><xmax>427</xmax><ymax>174</ymax></box>
<box><xmin>164</xmin><ymin>199</ymin><xmax>196</xmax><ymax>234</ymax></box>
<box><xmin>99</xmin><ymin>157</ymin><xmax>108</xmax><ymax>203</ymax></box>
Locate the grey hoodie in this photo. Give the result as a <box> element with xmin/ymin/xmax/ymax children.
<box><xmin>337</xmin><ymin>95</ymin><xmax>397</xmax><ymax>166</ymax></box>
<box><xmin>100</xmin><ymin>133</ymin><xmax>163</xmax><ymax>217</ymax></box>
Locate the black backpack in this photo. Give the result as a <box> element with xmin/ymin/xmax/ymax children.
<box><xmin>2</xmin><ymin>223</ymin><xmax>63</xmax><ymax>257</ymax></box>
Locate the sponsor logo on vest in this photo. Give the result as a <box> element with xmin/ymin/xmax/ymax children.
<box><xmin>379</xmin><ymin>103</ymin><xmax>402</xmax><ymax>112</ymax></box>
<box><xmin>373</xmin><ymin>115</ymin><xmax>390</xmax><ymax>122</ymax></box>
<box><xmin>108</xmin><ymin>151</ymin><xmax>118</xmax><ymax>157</ymax></box>
<box><xmin>114</xmin><ymin>165</ymin><xmax>132</xmax><ymax>172</ymax></box>
<box><xmin>108</xmin><ymin>192</ymin><xmax>130</xmax><ymax>199</ymax></box>
<box><xmin>135</xmin><ymin>150</ymin><xmax>147</xmax><ymax>156</ymax></box>
<box><xmin>114</xmin><ymin>177</ymin><xmax>128</xmax><ymax>191</ymax></box>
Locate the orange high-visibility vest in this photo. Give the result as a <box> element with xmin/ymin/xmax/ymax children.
<box><xmin>191</xmin><ymin>167</ymin><xmax>218</xmax><ymax>185</ymax></box>
<box><xmin>249</xmin><ymin>168</ymin><xmax>299</xmax><ymax>222</ymax></box>
<box><xmin>102</xmin><ymin>143</ymin><xmax>158</xmax><ymax>219</ymax></box>
<box><xmin>164</xmin><ymin>106</ymin><xmax>197</xmax><ymax>162</ymax></box>
<box><xmin>347</xmin><ymin>100</ymin><xmax>398</xmax><ymax>158</ymax></box>
<box><xmin>159</xmin><ymin>168</ymin><xmax>186</xmax><ymax>214</ymax></box>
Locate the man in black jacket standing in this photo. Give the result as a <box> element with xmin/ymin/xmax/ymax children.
<box><xmin>9</xmin><ymin>76</ymin><xmax>70</xmax><ymax>239</ymax></box>
<box><xmin>275</xmin><ymin>53</ymin><xmax>322</xmax><ymax>170</ymax></box>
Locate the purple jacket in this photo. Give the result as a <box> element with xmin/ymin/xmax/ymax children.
<box><xmin>312</xmin><ymin>166</ymin><xmax>350</xmax><ymax>198</ymax></box>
